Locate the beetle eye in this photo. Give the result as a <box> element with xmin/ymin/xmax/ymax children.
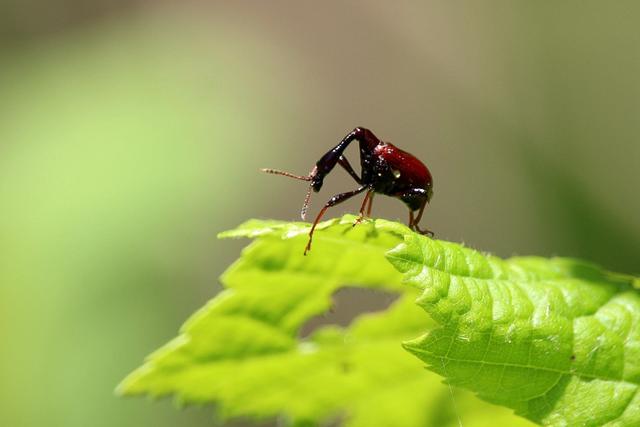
<box><xmin>393</xmin><ymin>169</ymin><xmax>401</xmax><ymax>179</ymax></box>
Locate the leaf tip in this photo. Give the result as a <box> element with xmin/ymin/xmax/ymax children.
<box><xmin>115</xmin><ymin>364</ymin><xmax>154</xmax><ymax>398</ymax></box>
<box><xmin>114</xmin><ymin>377</ymin><xmax>132</xmax><ymax>397</ymax></box>
<box><xmin>401</xmin><ymin>336</ymin><xmax>424</xmax><ymax>357</ymax></box>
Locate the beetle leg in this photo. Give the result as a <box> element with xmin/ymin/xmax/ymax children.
<box><xmin>353</xmin><ymin>190</ymin><xmax>374</xmax><ymax>227</ymax></box>
<box><xmin>413</xmin><ymin>198</ymin><xmax>427</xmax><ymax>224</ymax></box>
<box><xmin>305</xmin><ymin>186</ymin><xmax>368</xmax><ymax>255</ymax></box>
<box><xmin>397</xmin><ymin>188</ymin><xmax>434</xmax><ymax>237</ymax></box>
<box><xmin>366</xmin><ymin>192</ymin><xmax>375</xmax><ymax>217</ymax></box>
<box><xmin>338</xmin><ymin>156</ymin><xmax>362</xmax><ymax>184</ymax></box>
<box><xmin>411</xmin><ymin>199</ymin><xmax>434</xmax><ymax>236</ymax></box>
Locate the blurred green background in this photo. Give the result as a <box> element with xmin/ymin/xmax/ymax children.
<box><xmin>1</xmin><ymin>1</ymin><xmax>638</xmax><ymax>426</ymax></box>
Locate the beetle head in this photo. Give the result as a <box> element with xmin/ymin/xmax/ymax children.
<box><xmin>310</xmin><ymin>168</ymin><xmax>325</xmax><ymax>192</ymax></box>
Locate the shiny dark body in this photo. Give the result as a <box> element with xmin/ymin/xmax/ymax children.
<box><xmin>263</xmin><ymin>127</ymin><xmax>434</xmax><ymax>254</ymax></box>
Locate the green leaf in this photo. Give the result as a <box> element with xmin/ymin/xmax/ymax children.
<box><xmin>387</xmin><ymin>230</ymin><xmax>640</xmax><ymax>426</ymax></box>
<box><xmin>119</xmin><ymin>216</ymin><xmax>532</xmax><ymax>427</ymax></box>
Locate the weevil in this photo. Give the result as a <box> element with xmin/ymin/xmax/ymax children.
<box><xmin>263</xmin><ymin>127</ymin><xmax>433</xmax><ymax>255</ymax></box>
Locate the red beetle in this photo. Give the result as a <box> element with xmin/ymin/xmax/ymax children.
<box><xmin>263</xmin><ymin>127</ymin><xmax>434</xmax><ymax>254</ymax></box>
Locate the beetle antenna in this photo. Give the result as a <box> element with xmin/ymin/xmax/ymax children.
<box><xmin>300</xmin><ymin>166</ymin><xmax>319</xmax><ymax>220</ymax></box>
<box><xmin>300</xmin><ymin>184</ymin><xmax>313</xmax><ymax>220</ymax></box>
<box><xmin>262</xmin><ymin>166</ymin><xmax>318</xmax><ymax>221</ymax></box>
<box><xmin>260</xmin><ymin>168</ymin><xmax>312</xmax><ymax>181</ymax></box>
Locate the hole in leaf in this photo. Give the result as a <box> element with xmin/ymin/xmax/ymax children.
<box><xmin>299</xmin><ymin>287</ymin><xmax>399</xmax><ymax>338</ymax></box>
